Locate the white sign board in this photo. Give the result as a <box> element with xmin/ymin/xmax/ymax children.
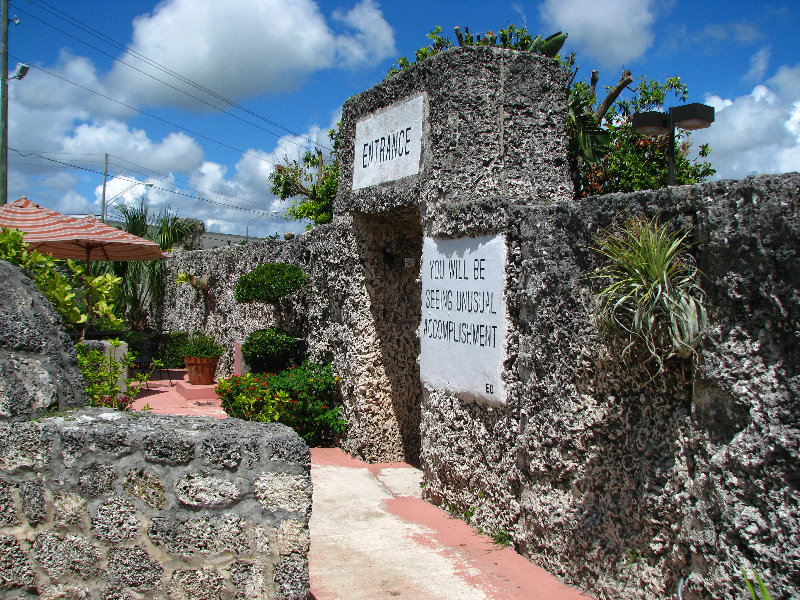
<box><xmin>352</xmin><ymin>94</ymin><xmax>424</xmax><ymax>190</ymax></box>
<box><xmin>420</xmin><ymin>235</ymin><xmax>508</xmax><ymax>404</ymax></box>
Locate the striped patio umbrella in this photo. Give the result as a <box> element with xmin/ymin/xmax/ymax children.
<box><xmin>0</xmin><ymin>197</ymin><xmax>167</xmax><ymax>262</ymax></box>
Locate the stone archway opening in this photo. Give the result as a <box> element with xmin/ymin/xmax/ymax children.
<box><xmin>352</xmin><ymin>207</ymin><xmax>423</xmax><ymax>463</ymax></box>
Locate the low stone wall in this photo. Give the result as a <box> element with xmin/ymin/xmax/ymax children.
<box><xmin>0</xmin><ymin>409</ymin><xmax>311</xmax><ymax>599</ymax></box>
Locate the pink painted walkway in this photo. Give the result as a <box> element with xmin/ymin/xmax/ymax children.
<box><xmin>130</xmin><ymin>378</ymin><xmax>592</xmax><ymax>600</ymax></box>
<box><xmin>130</xmin><ymin>369</ymin><xmax>226</xmax><ymax>418</ymax></box>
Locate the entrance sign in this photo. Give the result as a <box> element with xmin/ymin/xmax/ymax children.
<box><xmin>352</xmin><ymin>94</ymin><xmax>424</xmax><ymax>190</ymax></box>
<box><xmin>420</xmin><ymin>235</ymin><xmax>508</xmax><ymax>403</ymax></box>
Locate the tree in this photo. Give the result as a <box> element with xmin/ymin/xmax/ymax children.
<box><xmin>577</xmin><ymin>76</ymin><xmax>714</xmax><ymax>196</ymax></box>
<box><xmin>272</xmin><ymin>25</ymin><xmax>715</xmax><ymax>214</ymax></box>
<box><xmin>269</xmin><ymin>127</ymin><xmax>340</xmax><ymax>229</ymax></box>
<box><xmin>386</xmin><ymin>25</ymin><xmax>714</xmax><ymax>198</ymax></box>
<box><xmin>113</xmin><ymin>201</ymin><xmax>192</xmax><ymax>330</ymax></box>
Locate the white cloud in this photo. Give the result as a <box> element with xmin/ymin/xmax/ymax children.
<box><xmin>61</xmin><ymin>122</ymin><xmax>204</xmax><ymax>174</ymax></box>
<box><xmin>333</xmin><ymin>0</ymin><xmax>397</xmax><ymax>69</ymax></box>
<box><xmin>108</xmin><ymin>0</ymin><xmax>395</xmax><ymax>108</ymax></box>
<box><xmin>97</xmin><ymin>176</ymin><xmax>155</xmax><ymax>218</ymax></box>
<box><xmin>539</xmin><ymin>0</ymin><xmax>655</xmax><ymax>67</ymax></box>
<box><xmin>693</xmin><ymin>64</ymin><xmax>800</xmax><ymax>179</ymax></box>
<box><xmin>743</xmin><ymin>47</ymin><xmax>771</xmax><ymax>83</ymax></box>
<box><xmin>53</xmin><ymin>190</ymin><xmax>94</xmax><ymax>217</ymax></box>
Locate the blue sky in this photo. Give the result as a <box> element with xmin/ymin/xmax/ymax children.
<box><xmin>7</xmin><ymin>0</ymin><xmax>800</xmax><ymax>238</ymax></box>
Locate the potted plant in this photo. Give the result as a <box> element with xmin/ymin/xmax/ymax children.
<box><xmin>180</xmin><ymin>333</ymin><xmax>224</xmax><ymax>385</ymax></box>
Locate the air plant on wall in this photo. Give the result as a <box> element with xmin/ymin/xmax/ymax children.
<box><xmin>589</xmin><ymin>215</ymin><xmax>707</xmax><ymax>378</ymax></box>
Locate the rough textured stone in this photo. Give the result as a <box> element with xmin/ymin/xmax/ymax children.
<box><xmin>0</xmin><ymin>477</ymin><xmax>19</xmax><ymax>526</ymax></box>
<box><xmin>52</xmin><ymin>491</ymin><xmax>86</xmax><ymax>529</ymax></box>
<box><xmin>273</xmin><ymin>557</ymin><xmax>309</xmax><ymax>600</ymax></box>
<box><xmin>91</xmin><ymin>496</ymin><xmax>139</xmax><ymax>542</ymax></box>
<box><xmin>0</xmin><ymin>421</ymin><xmax>50</xmax><ymax>471</ymax></box>
<box><xmin>0</xmin><ymin>261</ymin><xmax>87</xmax><ymax>421</ymax></box>
<box><xmin>175</xmin><ymin>472</ymin><xmax>240</xmax><ymax>507</ymax></box>
<box><xmin>78</xmin><ymin>464</ymin><xmax>116</xmax><ymax>496</ymax></box>
<box><xmin>32</xmin><ymin>531</ymin><xmax>100</xmax><ymax>579</ymax></box>
<box><xmin>99</xmin><ymin>588</ymin><xmax>133</xmax><ymax>600</ymax></box>
<box><xmin>277</xmin><ymin>519</ymin><xmax>309</xmax><ymax>556</ymax></box>
<box><xmin>420</xmin><ymin>175</ymin><xmax>800</xmax><ymax>600</ymax></box>
<box><xmin>106</xmin><ymin>545</ymin><xmax>163</xmax><ymax>591</ymax></box>
<box><xmin>254</xmin><ymin>472</ymin><xmax>311</xmax><ymax>517</ymax></box>
<box><xmin>148</xmin><ymin>515</ymin><xmax>249</xmax><ymax>557</ymax></box>
<box><xmin>142</xmin><ymin>430</ymin><xmax>195</xmax><ymax>464</ymax></box>
<box><xmin>38</xmin><ymin>585</ymin><xmax>92</xmax><ymax>600</ymax></box>
<box><xmin>19</xmin><ymin>476</ymin><xmax>46</xmax><ymax>526</ymax></box>
<box><xmin>167</xmin><ymin>569</ymin><xmax>226</xmax><ymax>600</ymax></box>
<box><xmin>230</xmin><ymin>560</ymin><xmax>268</xmax><ymax>600</ymax></box>
<box><xmin>1</xmin><ymin>407</ymin><xmax>310</xmax><ymax>599</ymax></box>
<box><xmin>336</xmin><ymin>46</ymin><xmax>572</xmax><ymax>214</ymax></box>
<box><xmin>157</xmin><ymin>46</ymin><xmax>797</xmax><ymax>599</ymax></box>
<box><xmin>199</xmin><ymin>434</ymin><xmax>242</xmax><ymax>469</ymax></box>
<box><xmin>123</xmin><ymin>467</ymin><xmax>165</xmax><ymax>509</ymax></box>
<box><xmin>0</xmin><ymin>534</ymin><xmax>37</xmax><ymax>591</ymax></box>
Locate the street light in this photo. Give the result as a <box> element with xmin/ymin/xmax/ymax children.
<box><xmin>632</xmin><ymin>102</ymin><xmax>715</xmax><ymax>186</ymax></box>
<box><xmin>103</xmin><ymin>182</ymin><xmax>154</xmax><ymax>222</ymax></box>
<box><xmin>8</xmin><ymin>62</ymin><xmax>27</xmax><ymax>80</ymax></box>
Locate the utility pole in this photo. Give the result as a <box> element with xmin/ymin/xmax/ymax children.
<box><xmin>100</xmin><ymin>153</ymin><xmax>108</xmax><ymax>221</ymax></box>
<box><xmin>1</xmin><ymin>0</ymin><xmax>9</xmax><ymax>204</ymax></box>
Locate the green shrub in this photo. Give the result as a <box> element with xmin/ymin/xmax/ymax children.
<box><xmin>217</xmin><ymin>361</ymin><xmax>345</xmax><ymax>446</ymax></box>
<box><xmin>216</xmin><ymin>373</ymin><xmax>284</xmax><ymax>423</ymax></box>
<box><xmin>234</xmin><ymin>262</ymin><xmax>306</xmax><ymax>305</ymax></box>
<box><xmin>160</xmin><ymin>332</ymin><xmax>189</xmax><ymax>368</ymax></box>
<box><xmin>590</xmin><ymin>215</ymin><xmax>706</xmax><ymax>377</ymax></box>
<box><xmin>242</xmin><ymin>328</ymin><xmax>299</xmax><ymax>373</ymax></box>
<box><xmin>180</xmin><ymin>333</ymin><xmax>224</xmax><ymax>358</ymax></box>
<box><xmin>121</xmin><ymin>330</ymin><xmax>160</xmax><ymax>361</ymax></box>
<box><xmin>1</xmin><ymin>227</ymin><xmax>122</xmax><ymax>333</ymax></box>
<box><xmin>76</xmin><ymin>340</ymin><xmax>147</xmax><ymax>410</ymax></box>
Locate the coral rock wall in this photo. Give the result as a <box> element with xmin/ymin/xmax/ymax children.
<box><xmin>0</xmin><ymin>261</ymin><xmax>87</xmax><ymax>420</ymax></box>
<box><xmin>0</xmin><ymin>410</ymin><xmax>311</xmax><ymax>599</ymax></box>
<box><xmin>158</xmin><ymin>44</ymin><xmax>799</xmax><ymax>599</ymax></box>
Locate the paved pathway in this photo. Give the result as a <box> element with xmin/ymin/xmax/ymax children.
<box><xmin>309</xmin><ymin>448</ymin><xmax>592</xmax><ymax>600</ymax></box>
<box><xmin>132</xmin><ymin>373</ymin><xmax>592</xmax><ymax>600</ymax></box>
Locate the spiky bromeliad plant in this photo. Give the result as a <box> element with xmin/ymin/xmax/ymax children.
<box><xmin>590</xmin><ymin>215</ymin><xmax>707</xmax><ymax>377</ymax></box>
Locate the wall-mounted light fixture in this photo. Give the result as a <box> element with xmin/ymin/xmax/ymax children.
<box><xmin>632</xmin><ymin>103</ymin><xmax>715</xmax><ymax>186</ymax></box>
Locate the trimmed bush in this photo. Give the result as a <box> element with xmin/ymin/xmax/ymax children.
<box><xmin>180</xmin><ymin>333</ymin><xmax>224</xmax><ymax>358</ymax></box>
<box><xmin>234</xmin><ymin>263</ymin><xmax>306</xmax><ymax>305</ymax></box>
<box><xmin>242</xmin><ymin>328</ymin><xmax>299</xmax><ymax>373</ymax></box>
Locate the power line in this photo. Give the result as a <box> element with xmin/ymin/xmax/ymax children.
<box><xmin>29</xmin><ymin>0</ymin><xmax>331</xmax><ymax>151</ymax></box>
<box><xmin>11</xmin><ymin>0</ymin><xmax>332</xmax><ymax>153</ymax></box>
<box><xmin>12</xmin><ymin>58</ymin><xmax>285</xmax><ymax>171</ymax></box>
<box><xmin>9</xmin><ymin>148</ymin><xmax>280</xmax><ymax>212</ymax></box>
<box><xmin>9</xmin><ymin>147</ymin><xmax>277</xmax><ymax>213</ymax></box>
<box><xmin>105</xmin><ymin>154</ymin><xmax>270</xmax><ymax>209</ymax></box>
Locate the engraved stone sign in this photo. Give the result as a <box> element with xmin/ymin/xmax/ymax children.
<box><xmin>420</xmin><ymin>234</ymin><xmax>508</xmax><ymax>403</ymax></box>
<box><xmin>352</xmin><ymin>93</ymin><xmax>424</xmax><ymax>190</ymax></box>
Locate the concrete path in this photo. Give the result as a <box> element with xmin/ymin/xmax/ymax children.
<box><xmin>130</xmin><ymin>369</ymin><xmax>226</xmax><ymax>418</ymax></box>
<box><xmin>310</xmin><ymin>448</ymin><xmax>592</xmax><ymax>600</ymax></box>
<box><xmin>131</xmin><ymin>375</ymin><xmax>592</xmax><ymax>600</ymax></box>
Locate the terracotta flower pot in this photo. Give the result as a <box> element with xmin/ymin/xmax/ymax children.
<box><xmin>184</xmin><ymin>356</ymin><xmax>219</xmax><ymax>385</ymax></box>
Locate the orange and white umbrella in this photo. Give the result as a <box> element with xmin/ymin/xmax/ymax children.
<box><xmin>0</xmin><ymin>197</ymin><xmax>167</xmax><ymax>262</ymax></box>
